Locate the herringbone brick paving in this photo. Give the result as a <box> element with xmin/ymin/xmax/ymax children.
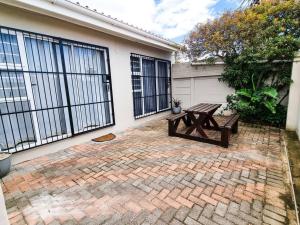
<box><xmin>0</xmin><ymin>119</ymin><xmax>296</xmax><ymax>225</ymax></box>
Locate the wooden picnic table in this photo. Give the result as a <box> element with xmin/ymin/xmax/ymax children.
<box><xmin>167</xmin><ymin>103</ymin><xmax>239</xmax><ymax>147</ymax></box>
<box><xmin>184</xmin><ymin>103</ymin><xmax>222</xmax><ymax>138</ymax></box>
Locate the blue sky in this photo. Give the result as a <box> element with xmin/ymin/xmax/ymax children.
<box><xmin>173</xmin><ymin>0</ymin><xmax>239</xmax><ymax>42</ymax></box>
<box><xmin>74</xmin><ymin>0</ymin><xmax>239</xmax><ymax>43</ymax></box>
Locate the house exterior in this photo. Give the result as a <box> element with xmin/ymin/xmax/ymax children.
<box><xmin>0</xmin><ymin>0</ymin><xmax>179</xmax><ymax>164</ymax></box>
<box><xmin>286</xmin><ymin>53</ymin><xmax>300</xmax><ymax>137</ymax></box>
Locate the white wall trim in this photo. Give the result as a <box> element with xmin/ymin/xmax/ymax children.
<box><xmin>286</xmin><ymin>52</ymin><xmax>300</xmax><ymax>133</ymax></box>
<box><xmin>0</xmin><ymin>185</ymin><xmax>9</xmax><ymax>225</ymax></box>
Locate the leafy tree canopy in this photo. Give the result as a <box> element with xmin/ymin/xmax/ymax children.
<box><xmin>185</xmin><ymin>0</ymin><xmax>300</xmax><ymax>62</ymax></box>
<box><xmin>184</xmin><ymin>0</ymin><xmax>300</xmax><ymax>126</ymax></box>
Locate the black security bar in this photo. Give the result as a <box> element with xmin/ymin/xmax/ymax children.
<box><xmin>0</xmin><ymin>26</ymin><xmax>115</xmax><ymax>153</ymax></box>
<box><xmin>130</xmin><ymin>53</ymin><xmax>171</xmax><ymax>119</ymax></box>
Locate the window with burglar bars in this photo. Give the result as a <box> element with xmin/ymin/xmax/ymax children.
<box><xmin>130</xmin><ymin>53</ymin><xmax>171</xmax><ymax>119</ymax></box>
<box><xmin>0</xmin><ymin>26</ymin><xmax>114</xmax><ymax>153</ymax></box>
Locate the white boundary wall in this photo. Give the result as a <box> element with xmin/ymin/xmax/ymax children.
<box><xmin>286</xmin><ymin>53</ymin><xmax>300</xmax><ymax>138</ymax></box>
<box><xmin>172</xmin><ymin>62</ymin><xmax>234</xmax><ymax>114</ymax></box>
<box><xmin>0</xmin><ymin>185</ymin><xmax>9</xmax><ymax>225</ymax></box>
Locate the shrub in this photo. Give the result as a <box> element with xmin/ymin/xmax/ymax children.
<box><xmin>185</xmin><ymin>0</ymin><xmax>300</xmax><ymax>127</ymax></box>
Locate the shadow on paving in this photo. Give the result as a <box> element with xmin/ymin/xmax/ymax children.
<box><xmin>0</xmin><ymin>119</ymin><xmax>297</xmax><ymax>225</ymax></box>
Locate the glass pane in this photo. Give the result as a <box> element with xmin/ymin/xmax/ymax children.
<box><xmin>0</xmin><ymin>101</ymin><xmax>35</xmax><ymax>151</ymax></box>
<box><xmin>24</xmin><ymin>37</ymin><xmax>70</xmax><ymax>140</ymax></box>
<box><xmin>157</xmin><ymin>61</ymin><xmax>169</xmax><ymax>110</ymax></box>
<box><xmin>133</xmin><ymin>92</ymin><xmax>143</xmax><ymax>117</ymax></box>
<box><xmin>132</xmin><ymin>75</ymin><xmax>141</xmax><ymax>90</ymax></box>
<box><xmin>0</xmin><ymin>71</ymin><xmax>26</xmax><ymax>99</ymax></box>
<box><xmin>142</xmin><ymin>58</ymin><xmax>156</xmax><ymax>114</ymax></box>
<box><xmin>0</xmin><ymin>33</ymin><xmax>21</xmax><ymax>65</ymax></box>
<box><xmin>131</xmin><ymin>56</ymin><xmax>140</xmax><ymax>73</ymax></box>
<box><xmin>63</xmin><ymin>43</ymin><xmax>111</xmax><ymax>133</ymax></box>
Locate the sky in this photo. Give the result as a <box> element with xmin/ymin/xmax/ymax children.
<box><xmin>72</xmin><ymin>0</ymin><xmax>240</xmax><ymax>43</ymax></box>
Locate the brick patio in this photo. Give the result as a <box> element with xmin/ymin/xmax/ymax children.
<box><xmin>0</xmin><ymin>119</ymin><xmax>297</xmax><ymax>225</ymax></box>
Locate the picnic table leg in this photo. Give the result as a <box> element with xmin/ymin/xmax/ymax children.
<box><xmin>185</xmin><ymin>113</ymin><xmax>208</xmax><ymax>138</ymax></box>
<box><xmin>182</xmin><ymin>115</ymin><xmax>192</xmax><ymax>127</ymax></box>
<box><xmin>185</xmin><ymin>114</ymin><xmax>197</xmax><ymax>135</ymax></box>
<box><xmin>168</xmin><ymin>120</ymin><xmax>175</xmax><ymax>136</ymax></box>
<box><xmin>203</xmin><ymin>118</ymin><xmax>211</xmax><ymax>129</ymax></box>
<box><xmin>168</xmin><ymin>117</ymin><xmax>184</xmax><ymax>136</ymax></box>
<box><xmin>186</xmin><ymin>115</ymin><xmax>192</xmax><ymax>126</ymax></box>
<box><xmin>221</xmin><ymin>127</ymin><xmax>230</xmax><ymax>148</ymax></box>
<box><xmin>232</xmin><ymin>121</ymin><xmax>238</xmax><ymax>134</ymax></box>
<box><xmin>207</xmin><ymin>116</ymin><xmax>220</xmax><ymax>130</ymax></box>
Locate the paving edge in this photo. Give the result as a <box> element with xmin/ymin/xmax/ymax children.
<box><xmin>283</xmin><ymin>133</ymin><xmax>300</xmax><ymax>225</ymax></box>
<box><xmin>0</xmin><ymin>184</ymin><xmax>9</xmax><ymax>225</ymax></box>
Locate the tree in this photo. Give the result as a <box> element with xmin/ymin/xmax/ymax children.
<box><xmin>185</xmin><ymin>0</ymin><xmax>300</xmax><ymax>62</ymax></box>
<box><xmin>185</xmin><ymin>0</ymin><xmax>300</xmax><ymax>126</ymax></box>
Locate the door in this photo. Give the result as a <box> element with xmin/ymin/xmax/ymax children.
<box><xmin>62</xmin><ymin>42</ymin><xmax>112</xmax><ymax>134</ymax></box>
<box><xmin>157</xmin><ymin>61</ymin><xmax>169</xmax><ymax>111</ymax></box>
<box><xmin>24</xmin><ymin>36</ymin><xmax>70</xmax><ymax>144</ymax></box>
<box><xmin>0</xmin><ymin>26</ymin><xmax>114</xmax><ymax>153</ymax></box>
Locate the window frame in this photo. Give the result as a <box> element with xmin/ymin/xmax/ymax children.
<box><xmin>130</xmin><ymin>53</ymin><xmax>171</xmax><ymax>119</ymax></box>
<box><xmin>0</xmin><ymin>25</ymin><xmax>115</xmax><ymax>153</ymax></box>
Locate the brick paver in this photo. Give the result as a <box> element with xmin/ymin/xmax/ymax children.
<box><xmin>0</xmin><ymin>119</ymin><xmax>297</xmax><ymax>225</ymax></box>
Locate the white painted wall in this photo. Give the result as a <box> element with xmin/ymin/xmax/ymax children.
<box><xmin>172</xmin><ymin>63</ymin><xmax>234</xmax><ymax>113</ymax></box>
<box><xmin>0</xmin><ymin>4</ymin><xmax>173</xmax><ymax>164</ymax></box>
<box><xmin>0</xmin><ymin>185</ymin><xmax>9</xmax><ymax>225</ymax></box>
<box><xmin>286</xmin><ymin>53</ymin><xmax>300</xmax><ymax>138</ymax></box>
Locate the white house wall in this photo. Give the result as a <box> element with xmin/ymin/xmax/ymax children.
<box><xmin>286</xmin><ymin>53</ymin><xmax>300</xmax><ymax>138</ymax></box>
<box><xmin>0</xmin><ymin>4</ymin><xmax>173</xmax><ymax>164</ymax></box>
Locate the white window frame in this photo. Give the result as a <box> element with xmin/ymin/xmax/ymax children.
<box><xmin>156</xmin><ymin>60</ymin><xmax>170</xmax><ymax>112</ymax></box>
<box><xmin>132</xmin><ymin>56</ymin><xmax>145</xmax><ymax>116</ymax></box>
<box><xmin>131</xmin><ymin>54</ymin><xmax>171</xmax><ymax>119</ymax></box>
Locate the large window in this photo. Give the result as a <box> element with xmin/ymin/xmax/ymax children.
<box><xmin>0</xmin><ymin>27</ymin><xmax>114</xmax><ymax>153</ymax></box>
<box><xmin>130</xmin><ymin>53</ymin><xmax>171</xmax><ymax>119</ymax></box>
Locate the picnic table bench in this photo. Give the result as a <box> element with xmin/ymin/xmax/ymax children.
<box><xmin>167</xmin><ymin>103</ymin><xmax>239</xmax><ymax>147</ymax></box>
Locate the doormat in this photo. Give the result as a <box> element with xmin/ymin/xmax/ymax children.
<box><xmin>92</xmin><ymin>133</ymin><xmax>116</xmax><ymax>142</ymax></box>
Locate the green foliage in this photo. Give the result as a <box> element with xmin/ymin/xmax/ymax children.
<box><xmin>227</xmin><ymin>90</ymin><xmax>287</xmax><ymax>126</ymax></box>
<box><xmin>185</xmin><ymin>0</ymin><xmax>300</xmax><ymax>127</ymax></box>
<box><xmin>227</xmin><ymin>74</ymin><xmax>279</xmax><ymax>123</ymax></box>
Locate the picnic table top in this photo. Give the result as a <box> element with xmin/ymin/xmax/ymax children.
<box><xmin>184</xmin><ymin>103</ymin><xmax>222</xmax><ymax>114</ymax></box>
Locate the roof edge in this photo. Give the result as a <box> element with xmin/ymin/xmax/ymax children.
<box><xmin>0</xmin><ymin>0</ymin><xmax>181</xmax><ymax>51</ymax></box>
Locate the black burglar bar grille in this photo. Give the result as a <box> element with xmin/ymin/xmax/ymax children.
<box><xmin>0</xmin><ymin>26</ymin><xmax>115</xmax><ymax>153</ymax></box>
<box><xmin>130</xmin><ymin>53</ymin><xmax>171</xmax><ymax>119</ymax></box>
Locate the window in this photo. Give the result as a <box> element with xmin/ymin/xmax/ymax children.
<box><xmin>130</xmin><ymin>53</ymin><xmax>171</xmax><ymax>119</ymax></box>
<box><xmin>0</xmin><ymin>33</ymin><xmax>21</xmax><ymax>66</ymax></box>
<box><xmin>0</xmin><ymin>26</ymin><xmax>114</xmax><ymax>153</ymax></box>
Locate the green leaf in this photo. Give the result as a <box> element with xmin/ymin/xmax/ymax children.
<box><xmin>236</xmin><ymin>89</ymin><xmax>252</xmax><ymax>98</ymax></box>
<box><xmin>262</xmin><ymin>87</ymin><xmax>278</xmax><ymax>99</ymax></box>
<box><xmin>237</xmin><ymin>100</ymin><xmax>251</xmax><ymax>110</ymax></box>
<box><xmin>264</xmin><ymin>101</ymin><xmax>276</xmax><ymax>114</ymax></box>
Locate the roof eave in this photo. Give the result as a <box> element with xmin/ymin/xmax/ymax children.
<box><xmin>0</xmin><ymin>0</ymin><xmax>181</xmax><ymax>52</ymax></box>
